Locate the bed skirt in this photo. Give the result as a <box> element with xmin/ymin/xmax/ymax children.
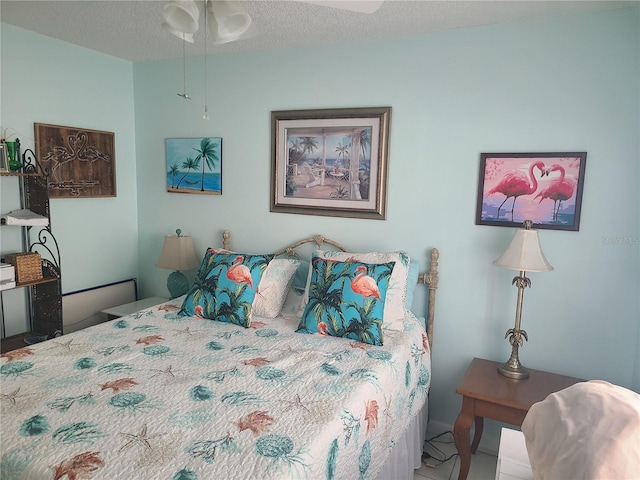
<box><xmin>375</xmin><ymin>396</ymin><xmax>428</xmax><ymax>480</ymax></box>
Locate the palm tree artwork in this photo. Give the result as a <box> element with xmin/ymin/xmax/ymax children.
<box><xmin>357</xmin><ymin>129</ymin><xmax>371</xmax><ymax>200</ymax></box>
<box><xmin>176</xmin><ymin>156</ymin><xmax>200</xmax><ymax>189</ymax></box>
<box><xmin>194</xmin><ymin>138</ymin><xmax>219</xmax><ymax>192</ymax></box>
<box><xmin>165</xmin><ymin>137</ymin><xmax>222</xmax><ymax>195</ymax></box>
<box><xmin>300</xmin><ymin>137</ymin><xmax>319</xmax><ymax>158</ymax></box>
<box><xmin>284</xmin><ymin>127</ymin><xmax>373</xmax><ymax>202</ymax></box>
<box><xmin>167</xmin><ymin>164</ymin><xmax>180</xmax><ymax>189</ymax></box>
<box><xmin>334</xmin><ymin>143</ymin><xmax>349</xmax><ymax>170</ymax></box>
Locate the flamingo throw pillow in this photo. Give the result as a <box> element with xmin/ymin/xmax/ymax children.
<box><xmin>296</xmin><ymin>255</ymin><xmax>395</xmax><ymax>346</ymax></box>
<box><xmin>305</xmin><ymin>249</ymin><xmax>411</xmax><ymax>331</ymax></box>
<box><xmin>179</xmin><ymin>249</ymin><xmax>273</xmax><ymax>327</ymax></box>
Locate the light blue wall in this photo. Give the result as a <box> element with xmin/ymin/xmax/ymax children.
<box><xmin>2</xmin><ymin>7</ymin><xmax>639</xmax><ymax>434</ymax></box>
<box><xmin>0</xmin><ymin>24</ymin><xmax>139</xmax><ymax>298</ymax></box>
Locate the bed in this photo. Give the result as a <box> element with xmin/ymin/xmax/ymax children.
<box><xmin>0</xmin><ymin>230</ymin><xmax>440</xmax><ymax>480</ymax></box>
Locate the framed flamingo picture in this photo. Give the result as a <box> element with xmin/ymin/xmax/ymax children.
<box><xmin>476</xmin><ymin>152</ymin><xmax>587</xmax><ymax>231</ymax></box>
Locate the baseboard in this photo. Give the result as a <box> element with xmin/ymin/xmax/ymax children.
<box><xmin>427</xmin><ymin>419</ymin><xmax>500</xmax><ymax>457</ymax></box>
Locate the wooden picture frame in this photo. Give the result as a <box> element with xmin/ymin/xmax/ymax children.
<box><xmin>271</xmin><ymin>107</ymin><xmax>391</xmax><ymax>220</ymax></box>
<box><xmin>165</xmin><ymin>137</ymin><xmax>222</xmax><ymax>195</ymax></box>
<box><xmin>476</xmin><ymin>152</ymin><xmax>587</xmax><ymax>231</ymax></box>
<box><xmin>35</xmin><ymin>123</ymin><xmax>116</xmax><ymax>198</ymax></box>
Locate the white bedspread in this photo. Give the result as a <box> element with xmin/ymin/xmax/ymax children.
<box><xmin>0</xmin><ymin>298</ymin><xmax>430</xmax><ymax>480</ymax></box>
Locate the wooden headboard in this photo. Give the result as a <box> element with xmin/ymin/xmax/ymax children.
<box><xmin>221</xmin><ymin>229</ymin><xmax>440</xmax><ymax>352</ymax></box>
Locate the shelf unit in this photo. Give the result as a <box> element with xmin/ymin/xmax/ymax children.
<box><xmin>1</xmin><ymin>147</ymin><xmax>62</xmax><ymax>352</ymax></box>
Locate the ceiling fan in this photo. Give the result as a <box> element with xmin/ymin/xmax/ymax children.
<box><xmin>162</xmin><ymin>0</ymin><xmax>384</xmax><ymax>45</ymax></box>
<box><xmin>164</xmin><ymin>0</ymin><xmax>384</xmax><ymax>113</ymax></box>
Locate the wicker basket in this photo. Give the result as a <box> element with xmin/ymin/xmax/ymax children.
<box><xmin>4</xmin><ymin>252</ymin><xmax>43</xmax><ymax>283</ymax></box>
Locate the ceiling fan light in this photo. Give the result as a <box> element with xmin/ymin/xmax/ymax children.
<box><xmin>163</xmin><ymin>0</ymin><xmax>200</xmax><ymax>35</ymax></box>
<box><xmin>207</xmin><ymin>0</ymin><xmax>252</xmax><ymax>40</ymax></box>
<box><xmin>206</xmin><ymin>9</ymin><xmax>221</xmax><ymax>43</ymax></box>
<box><xmin>162</xmin><ymin>22</ymin><xmax>195</xmax><ymax>43</ymax></box>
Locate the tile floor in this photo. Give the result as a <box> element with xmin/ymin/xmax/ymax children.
<box><xmin>414</xmin><ymin>431</ymin><xmax>497</xmax><ymax>480</ymax></box>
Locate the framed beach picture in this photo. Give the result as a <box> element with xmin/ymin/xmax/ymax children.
<box><xmin>165</xmin><ymin>137</ymin><xmax>222</xmax><ymax>195</ymax></box>
<box><xmin>271</xmin><ymin>107</ymin><xmax>391</xmax><ymax>220</ymax></box>
<box><xmin>476</xmin><ymin>152</ymin><xmax>587</xmax><ymax>231</ymax></box>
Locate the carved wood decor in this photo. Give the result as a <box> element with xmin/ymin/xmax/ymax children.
<box><xmin>35</xmin><ymin>123</ymin><xmax>116</xmax><ymax>198</ymax></box>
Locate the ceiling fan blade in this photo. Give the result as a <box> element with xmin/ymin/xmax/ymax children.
<box><xmin>299</xmin><ymin>0</ymin><xmax>384</xmax><ymax>14</ymax></box>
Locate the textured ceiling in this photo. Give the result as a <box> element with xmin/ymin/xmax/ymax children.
<box><xmin>1</xmin><ymin>0</ymin><xmax>637</xmax><ymax>62</ymax></box>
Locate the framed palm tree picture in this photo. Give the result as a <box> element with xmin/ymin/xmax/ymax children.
<box><xmin>165</xmin><ymin>137</ymin><xmax>222</xmax><ymax>195</ymax></box>
<box><xmin>271</xmin><ymin>107</ymin><xmax>391</xmax><ymax>220</ymax></box>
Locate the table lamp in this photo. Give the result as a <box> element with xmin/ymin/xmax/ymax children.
<box><xmin>156</xmin><ymin>228</ymin><xmax>200</xmax><ymax>298</ymax></box>
<box><xmin>493</xmin><ymin>220</ymin><xmax>553</xmax><ymax>379</ymax></box>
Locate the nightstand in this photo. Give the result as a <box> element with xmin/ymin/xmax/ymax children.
<box><xmin>453</xmin><ymin>357</ymin><xmax>583</xmax><ymax>480</ymax></box>
<box><xmin>101</xmin><ymin>296</ymin><xmax>169</xmax><ymax>320</ymax></box>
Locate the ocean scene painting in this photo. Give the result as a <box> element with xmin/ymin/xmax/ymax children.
<box><xmin>285</xmin><ymin>127</ymin><xmax>372</xmax><ymax>202</ymax></box>
<box><xmin>165</xmin><ymin>137</ymin><xmax>221</xmax><ymax>195</ymax></box>
<box><xmin>271</xmin><ymin>107</ymin><xmax>390</xmax><ymax>220</ymax></box>
<box><xmin>476</xmin><ymin>153</ymin><xmax>587</xmax><ymax>231</ymax></box>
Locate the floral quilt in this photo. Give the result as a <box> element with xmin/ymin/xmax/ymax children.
<box><xmin>0</xmin><ymin>298</ymin><xmax>430</xmax><ymax>480</ymax></box>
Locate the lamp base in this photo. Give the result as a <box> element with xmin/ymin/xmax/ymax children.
<box><xmin>167</xmin><ymin>270</ymin><xmax>190</xmax><ymax>299</ymax></box>
<box><xmin>498</xmin><ymin>360</ymin><xmax>529</xmax><ymax>380</ymax></box>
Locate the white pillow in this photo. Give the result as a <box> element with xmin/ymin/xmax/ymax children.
<box><xmin>305</xmin><ymin>249</ymin><xmax>411</xmax><ymax>330</ymax></box>
<box><xmin>521</xmin><ymin>380</ymin><xmax>640</xmax><ymax>480</ymax></box>
<box><xmin>252</xmin><ymin>258</ymin><xmax>300</xmax><ymax>318</ymax></box>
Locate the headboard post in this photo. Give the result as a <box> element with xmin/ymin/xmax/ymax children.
<box><xmin>419</xmin><ymin>248</ymin><xmax>439</xmax><ymax>353</ymax></box>
<box><xmin>222</xmin><ymin>229</ymin><xmax>231</xmax><ymax>250</ymax></box>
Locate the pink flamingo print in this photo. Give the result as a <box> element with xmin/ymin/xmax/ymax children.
<box><xmin>486</xmin><ymin>161</ymin><xmax>545</xmax><ymax>221</ymax></box>
<box><xmin>535</xmin><ymin>164</ymin><xmax>575</xmax><ymax>222</ymax></box>
<box><xmin>226</xmin><ymin>256</ymin><xmax>253</xmax><ymax>287</ymax></box>
<box><xmin>317</xmin><ymin>321</ymin><xmax>329</xmax><ymax>335</ymax></box>
<box><xmin>351</xmin><ymin>266</ymin><xmax>381</xmax><ymax>299</ymax></box>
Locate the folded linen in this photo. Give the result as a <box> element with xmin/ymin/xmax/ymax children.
<box><xmin>0</xmin><ymin>209</ymin><xmax>49</xmax><ymax>226</ymax></box>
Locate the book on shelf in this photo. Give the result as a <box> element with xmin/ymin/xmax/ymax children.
<box><xmin>0</xmin><ymin>263</ymin><xmax>15</xmax><ymax>282</ymax></box>
<box><xmin>0</xmin><ymin>280</ymin><xmax>16</xmax><ymax>290</ymax></box>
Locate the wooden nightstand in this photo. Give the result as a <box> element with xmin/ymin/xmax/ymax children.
<box><xmin>101</xmin><ymin>296</ymin><xmax>169</xmax><ymax>320</ymax></box>
<box><xmin>453</xmin><ymin>357</ymin><xmax>583</xmax><ymax>480</ymax></box>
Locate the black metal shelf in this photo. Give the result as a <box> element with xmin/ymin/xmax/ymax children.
<box><xmin>1</xmin><ymin>148</ymin><xmax>62</xmax><ymax>348</ymax></box>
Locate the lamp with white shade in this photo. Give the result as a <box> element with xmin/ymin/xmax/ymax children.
<box><xmin>156</xmin><ymin>229</ymin><xmax>200</xmax><ymax>299</ymax></box>
<box><xmin>493</xmin><ymin>220</ymin><xmax>553</xmax><ymax>380</ymax></box>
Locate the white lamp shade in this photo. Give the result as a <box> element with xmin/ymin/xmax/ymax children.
<box><xmin>156</xmin><ymin>235</ymin><xmax>200</xmax><ymax>271</ymax></box>
<box><xmin>163</xmin><ymin>0</ymin><xmax>200</xmax><ymax>35</ymax></box>
<box><xmin>208</xmin><ymin>0</ymin><xmax>252</xmax><ymax>41</ymax></box>
<box><xmin>493</xmin><ymin>228</ymin><xmax>553</xmax><ymax>273</ymax></box>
